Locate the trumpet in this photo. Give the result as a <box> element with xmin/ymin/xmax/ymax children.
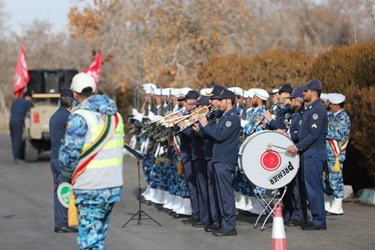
<box><xmin>166</xmin><ymin>105</ymin><xmax>211</xmax><ymax>127</ymax></box>
<box><xmin>144</xmin><ymin>107</ymin><xmax>186</xmax><ymax>128</ymax></box>
<box><xmin>174</xmin><ymin>106</ymin><xmax>217</xmax><ymax>135</ymax></box>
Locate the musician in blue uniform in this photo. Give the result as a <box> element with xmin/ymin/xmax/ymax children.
<box><xmin>324</xmin><ymin>93</ymin><xmax>351</xmax><ymax>215</ymax></box>
<box><xmin>194</xmin><ymin>86</ymin><xmax>224</xmax><ymax>232</ymax></box>
<box><xmin>263</xmin><ymin>83</ymin><xmax>294</xmax><ymax>130</ymax></box>
<box><xmin>9</xmin><ymin>90</ymin><xmax>33</xmax><ymax>163</ymax></box>
<box><xmin>184</xmin><ymin>95</ymin><xmax>211</xmax><ymax>228</ymax></box>
<box><xmin>278</xmin><ymin>86</ymin><xmax>307</xmax><ymax>226</ymax></box>
<box><xmin>286</xmin><ymin>79</ymin><xmax>328</xmax><ymax>230</ymax></box>
<box><xmin>49</xmin><ymin>89</ymin><xmax>78</xmax><ymax>233</ymax></box>
<box><xmin>177</xmin><ymin>90</ymin><xmax>201</xmax><ymax>225</ymax></box>
<box><xmin>199</xmin><ymin>88</ymin><xmax>240</xmax><ymax>236</ymax></box>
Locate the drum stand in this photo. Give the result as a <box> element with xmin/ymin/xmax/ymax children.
<box><xmin>122</xmin><ymin>144</ymin><xmax>161</xmax><ymax>227</ymax></box>
<box><xmin>252</xmin><ymin>186</ymin><xmax>287</xmax><ymax>231</ymax></box>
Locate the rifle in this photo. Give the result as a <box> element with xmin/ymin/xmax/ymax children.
<box><xmin>150</xmin><ymin>91</ymin><xmax>156</xmax><ymax>114</ymax></box>
<box><xmin>168</xmin><ymin>89</ymin><xmax>173</xmax><ymax>112</ymax></box>
<box><xmin>160</xmin><ymin>93</ymin><xmax>165</xmax><ymax>116</ymax></box>
<box><xmin>241</xmin><ymin>89</ymin><xmax>247</xmax><ymax>120</ymax></box>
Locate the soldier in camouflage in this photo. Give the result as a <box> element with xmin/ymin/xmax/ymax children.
<box><xmin>324</xmin><ymin>93</ymin><xmax>351</xmax><ymax>215</ymax></box>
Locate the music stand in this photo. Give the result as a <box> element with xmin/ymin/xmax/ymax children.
<box><xmin>122</xmin><ymin>144</ymin><xmax>161</xmax><ymax>227</ymax></box>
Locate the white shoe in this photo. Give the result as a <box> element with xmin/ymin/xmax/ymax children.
<box><xmin>324</xmin><ymin>193</ymin><xmax>334</xmax><ymax>211</ymax></box>
<box><xmin>326</xmin><ymin>198</ymin><xmax>344</xmax><ymax>215</ymax></box>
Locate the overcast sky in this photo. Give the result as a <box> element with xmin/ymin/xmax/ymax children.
<box><xmin>3</xmin><ymin>0</ymin><xmax>75</xmax><ymax>33</ymax></box>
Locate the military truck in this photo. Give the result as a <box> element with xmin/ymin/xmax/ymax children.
<box><xmin>22</xmin><ymin>69</ymin><xmax>78</xmax><ymax>162</ymax></box>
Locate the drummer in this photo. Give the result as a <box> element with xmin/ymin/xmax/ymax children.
<box><xmin>198</xmin><ymin>88</ymin><xmax>240</xmax><ymax>236</ymax></box>
<box><xmin>286</xmin><ymin>79</ymin><xmax>328</xmax><ymax>230</ymax></box>
<box><xmin>278</xmin><ymin>86</ymin><xmax>308</xmax><ymax>226</ymax></box>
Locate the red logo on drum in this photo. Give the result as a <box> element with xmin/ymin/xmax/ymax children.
<box><xmin>260</xmin><ymin>150</ymin><xmax>281</xmax><ymax>171</ymax></box>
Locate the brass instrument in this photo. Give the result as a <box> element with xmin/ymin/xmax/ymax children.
<box><xmin>166</xmin><ymin>106</ymin><xmax>211</xmax><ymax>127</ymax></box>
<box><xmin>174</xmin><ymin>106</ymin><xmax>217</xmax><ymax>136</ymax></box>
<box><xmin>149</xmin><ymin>107</ymin><xmax>186</xmax><ymax>125</ymax></box>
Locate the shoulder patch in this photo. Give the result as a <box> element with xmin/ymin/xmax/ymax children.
<box><xmin>312</xmin><ymin>114</ymin><xmax>319</xmax><ymax>120</ymax></box>
<box><xmin>225</xmin><ymin>121</ymin><xmax>232</xmax><ymax>128</ymax></box>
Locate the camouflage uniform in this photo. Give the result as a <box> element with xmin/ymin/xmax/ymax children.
<box><xmin>324</xmin><ymin>110</ymin><xmax>351</xmax><ymax>198</ymax></box>
<box><xmin>59</xmin><ymin>95</ymin><xmax>124</xmax><ymax>250</ymax></box>
<box><xmin>240</xmin><ymin>106</ymin><xmax>267</xmax><ymax>196</ymax></box>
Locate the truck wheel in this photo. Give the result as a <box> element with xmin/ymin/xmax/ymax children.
<box><xmin>24</xmin><ymin>139</ymin><xmax>38</xmax><ymax>162</ymax></box>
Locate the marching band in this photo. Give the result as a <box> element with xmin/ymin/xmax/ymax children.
<box><xmin>127</xmin><ymin>80</ymin><xmax>351</xmax><ymax>235</ymax></box>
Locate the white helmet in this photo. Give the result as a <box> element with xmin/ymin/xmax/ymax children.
<box><xmin>71</xmin><ymin>72</ymin><xmax>96</xmax><ymax>93</ymax></box>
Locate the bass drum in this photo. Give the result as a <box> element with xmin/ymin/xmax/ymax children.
<box><xmin>238</xmin><ymin>130</ymin><xmax>300</xmax><ymax>190</ymax></box>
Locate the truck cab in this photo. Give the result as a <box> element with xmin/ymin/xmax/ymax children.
<box><xmin>23</xmin><ymin>69</ymin><xmax>78</xmax><ymax>162</ymax></box>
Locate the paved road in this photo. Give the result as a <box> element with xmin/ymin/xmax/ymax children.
<box><xmin>0</xmin><ymin>132</ymin><xmax>374</xmax><ymax>250</ymax></box>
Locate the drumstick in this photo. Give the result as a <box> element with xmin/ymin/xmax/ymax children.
<box><xmin>267</xmin><ymin>143</ymin><xmax>287</xmax><ymax>150</ymax></box>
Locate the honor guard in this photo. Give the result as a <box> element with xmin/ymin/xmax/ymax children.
<box><xmin>286</xmin><ymin>79</ymin><xmax>328</xmax><ymax>230</ymax></box>
<box><xmin>324</xmin><ymin>93</ymin><xmax>351</xmax><ymax>215</ymax></box>
<box><xmin>228</xmin><ymin>87</ymin><xmax>244</xmax><ymax>116</ymax></box>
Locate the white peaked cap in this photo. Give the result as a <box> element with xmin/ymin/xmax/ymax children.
<box><xmin>200</xmin><ymin>88</ymin><xmax>213</xmax><ymax>96</ymax></box>
<box><xmin>171</xmin><ymin>88</ymin><xmax>180</xmax><ymax>97</ymax></box>
<box><xmin>272</xmin><ymin>88</ymin><xmax>279</xmax><ymax>95</ymax></box>
<box><xmin>328</xmin><ymin>93</ymin><xmax>346</xmax><ymax>104</ymax></box>
<box><xmin>247</xmin><ymin>88</ymin><xmax>256</xmax><ymax>98</ymax></box>
<box><xmin>228</xmin><ymin>87</ymin><xmax>244</xmax><ymax>96</ymax></box>
<box><xmin>153</xmin><ymin>88</ymin><xmax>162</xmax><ymax>96</ymax></box>
<box><xmin>243</xmin><ymin>90</ymin><xmax>249</xmax><ymax>98</ymax></box>
<box><xmin>143</xmin><ymin>83</ymin><xmax>157</xmax><ymax>94</ymax></box>
<box><xmin>179</xmin><ymin>87</ymin><xmax>193</xmax><ymax>97</ymax></box>
<box><xmin>161</xmin><ymin>88</ymin><xmax>173</xmax><ymax>96</ymax></box>
<box><xmin>320</xmin><ymin>93</ymin><xmax>328</xmax><ymax>102</ymax></box>
<box><xmin>254</xmin><ymin>88</ymin><xmax>269</xmax><ymax>100</ymax></box>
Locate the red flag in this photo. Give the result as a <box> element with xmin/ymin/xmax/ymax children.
<box><xmin>83</xmin><ymin>51</ymin><xmax>102</xmax><ymax>85</ymax></box>
<box><xmin>14</xmin><ymin>45</ymin><xmax>30</xmax><ymax>97</ymax></box>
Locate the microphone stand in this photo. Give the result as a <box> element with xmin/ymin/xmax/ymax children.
<box><xmin>122</xmin><ymin>144</ymin><xmax>161</xmax><ymax>227</ymax></box>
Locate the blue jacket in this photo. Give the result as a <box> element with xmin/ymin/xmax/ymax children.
<box><xmin>296</xmin><ymin>99</ymin><xmax>328</xmax><ymax>155</ymax></box>
<box><xmin>9</xmin><ymin>98</ymin><xmax>33</xmax><ymax>124</ymax></box>
<box><xmin>203</xmin><ymin>107</ymin><xmax>240</xmax><ymax>164</ymax></box>
<box><xmin>268</xmin><ymin>104</ymin><xmax>293</xmax><ymax>130</ymax></box>
<box><xmin>198</xmin><ymin>109</ymin><xmax>223</xmax><ymax>161</ymax></box>
<box><xmin>49</xmin><ymin>107</ymin><xmax>70</xmax><ymax>159</ymax></box>
<box><xmin>289</xmin><ymin>108</ymin><xmax>304</xmax><ymax>143</ymax></box>
<box><xmin>181</xmin><ymin>126</ymin><xmax>205</xmax><ymax>162</ymax></box>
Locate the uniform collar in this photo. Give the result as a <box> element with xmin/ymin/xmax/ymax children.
<box><xmin>333</xmin><ymin>109</ymin><xmax>344</xmax><ymax>117</ymax></box>
<box><xmin>307</xmin><ymin>99</ymin><xmax>321</xmax><ymax>109</ymax></box>
<box><xmin>223</xmin><ymin>107</ymin><xmax>235</xmax><ymax>117</ymax></box>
